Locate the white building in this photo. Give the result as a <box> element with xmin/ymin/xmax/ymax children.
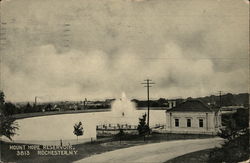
<box><xmin>165</xmin><ymin>100</ymin><xmax>221</xmax><ymax>135</ymax></box>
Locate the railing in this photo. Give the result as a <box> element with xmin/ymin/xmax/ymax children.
<box><xmin>96</xmin><ymin>123</ymin><xmax>166</xmax><ymax>130</ymax></box>
<box><xmin>96</xmin><ymin>124</ymin><xmax>137</xmax><ymax>130</ymax></box>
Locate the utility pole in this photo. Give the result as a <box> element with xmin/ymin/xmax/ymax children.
<box><xmin>141</xmin><ymin>79</ymin><xmax>155</xmax><ymax>127</ymax></box>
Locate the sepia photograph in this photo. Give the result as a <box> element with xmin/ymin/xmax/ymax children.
<box><xmin>0</xmin><ymin>0</ymin><xmax>249</xmax><ymax>162</ymax></box>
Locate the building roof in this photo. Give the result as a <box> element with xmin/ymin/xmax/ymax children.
<box><xmin>167</xmin><ymin>99</ymin><xmax>214</xmax><ymax>112</ymax></box>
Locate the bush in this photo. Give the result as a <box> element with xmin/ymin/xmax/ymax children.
<box><xmin>209</xmin><ymin>131</ymin><xmax>249</xmax><ymax>162</ymax></box>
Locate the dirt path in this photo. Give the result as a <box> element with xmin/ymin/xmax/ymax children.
<box><xmin>74</xmin><ymin>137</ymin><xmax>224</xmax><ymax>163</ymax></box>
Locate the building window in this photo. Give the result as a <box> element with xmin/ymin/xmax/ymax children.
<box><xmin>175</xmin><ymin>119</ymin><xmax>179</xmax><ymax>127</ymax></box>
<box><xmin>187</xmin><ymin>119</ymin><xmax>191</xmax><ymax>127</ymax></box>
<box><xmin>199</xmin><ymin>119</ymin><xmax>204</xmax><ymax>127</ymax></box>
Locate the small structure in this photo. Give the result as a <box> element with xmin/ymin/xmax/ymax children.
<box><xmin>167</xmin><ymin>100</ymin><xmax>176</xmax><ymax>109</ymax></box>
<box><xmin>165</xmin><ymin>99</ymin><xmax>221</xmax><ymax>135</ymax></box>
<box><xmin>220</xmin><ymin>105</ymin><xmax>245</xmax><ymax>114</ymax></box>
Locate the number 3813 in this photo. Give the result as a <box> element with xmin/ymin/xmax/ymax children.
<box><xmin>17</xmin><ymin>150</ymin><xmax>30</xmax><ymax>156</ymax></box>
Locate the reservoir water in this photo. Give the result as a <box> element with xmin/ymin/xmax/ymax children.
<box><xmin>9</xmin><ymin>93</ymin><xmax>166</xmax><ymax>145</ymax></box>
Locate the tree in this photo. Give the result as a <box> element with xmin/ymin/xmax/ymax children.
<box><xmin>0</xmin><ymin>116</ymin><xmax>19</xmax><ymax>140</ymax></box>
<box><xmin>219</xmin><ymin>108</ymin><xmax>248</xmax><ymax>140</ymax></box>
<box><xmin>0</xmin><ymin>91</ymin><xmax>5</xmax><ymax>115</ymax></box>
<box><xmin>137</xmin><ymin>113</ymin><xmax>150</xmax><ymax>141</ymax></box>
<box><xmin>0</xmin><ymin>91</ymin><xmax>5</xmax><ymax>104</ymax></box>
<box><xmin>212</xmin><ymin>108</ymin><xmax>249</xmax><ymax>162</ymax></box>
<box><xmin>45</xmin><ymin>103</ymin><xmax>53</xmax><ymax>111</ymax></box>
<box><xmin>24</xmin><ymin>102</ymin><xmax>33</xmax><ymax>113</ymax></box>
<box><xmin>73</xmin><ymin>121</ymin><xmax>84</xmax><ymax>141</ymax></box>
<box><xmin>2</xmin><ymin>102</ymin><xmax>18</xmax><ymax>115</ymax></box>
<box><xmin>158</xmin><ymin>98</ymin><xmax>167</xmax><ymax>107</ymax></box>
<box><xmin>116</xmin><ymin>129</ymin><xmax>125</xmax><ymax>144</ymax></box>
<box><xmin>0</xmin><ymin>91</ymin><xmax>19</xmax><ymax>140</ymax></box>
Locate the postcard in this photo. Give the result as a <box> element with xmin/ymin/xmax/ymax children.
<box><xmin>0</xmin><ymin>0</ymin><xmax>249</xmax><ymax>162</ymax></box>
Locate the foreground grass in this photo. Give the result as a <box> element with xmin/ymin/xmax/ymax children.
<box><xmin>1</xmin><ymin>133</ymin><xmax>215</xmax><ymax>163</ymax></box>
<box><xmin>166</xmin><ymin>149</ymin><xmax>213</xmax><ymax>163</ymax></box>
<box><xmin>166</xmin><ymin>133</ymin><xmax>249</xmax><ymax>163</ymax></box>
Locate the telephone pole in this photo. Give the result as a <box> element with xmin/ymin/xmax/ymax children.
<box><xmin>141</xmin><ymin>79</ymin><xmax>155</xmax><ymax>127</ymax></box>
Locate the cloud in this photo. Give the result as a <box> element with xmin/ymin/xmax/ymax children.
<box><xmin>1</xmin><ymin>0</ymin><xmax>249</xmax><ymax>101</ymax></box>
<box><xmin>2</xmin><ymin>42</ymin><xmax>248</xmax><ymax>102</ymax></box>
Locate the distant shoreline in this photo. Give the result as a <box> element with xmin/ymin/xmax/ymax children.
<box><xmin>12</xmin><ymin>109</ymin><xmax>111</xmax><ymax>120</ymax></box>
<box><xmin>12</xmin><ymin>107</ymin><xmax>167</xmax><ymax>120</ymax></box>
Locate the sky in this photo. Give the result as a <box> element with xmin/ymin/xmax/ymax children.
<box><xmin>0</xmin><ymin>0</ymin><xmax>249</xmax><ymax>102</ymax></box>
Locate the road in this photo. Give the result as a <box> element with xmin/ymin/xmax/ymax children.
<box><xmin>74</xmin><ymin>137</ymin><xmax>224</xmax><ymax>163</ymax></box>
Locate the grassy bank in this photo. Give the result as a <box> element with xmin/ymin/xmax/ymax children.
<box><xmin>166</xmin><ymin>149</ymin><xmax>213</xmax><ymax>163</ymax></box>
<box><xmin>166</xmin><ymin>133</ymin><xmax>249</xmax><ymax>163</ymax></box>
<box><xmin>1</xmin><ymin>133</ymin><xmax>215</xmax><ymax>163</ymax></box>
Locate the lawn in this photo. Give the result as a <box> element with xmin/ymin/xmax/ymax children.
<box><xmin>166</xmin><ymin>132</ymin><xmax>249</xmax><ymax>163</ymax></box>
<box><xmin>165</xmin><ymin>149</ymin><xmax>213</xmax><ymax>163</ymax></box>
<box><xmin>1</xmin><ymin>133</ymin><xmax>215</xmax><ymax>163</ymax></box>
